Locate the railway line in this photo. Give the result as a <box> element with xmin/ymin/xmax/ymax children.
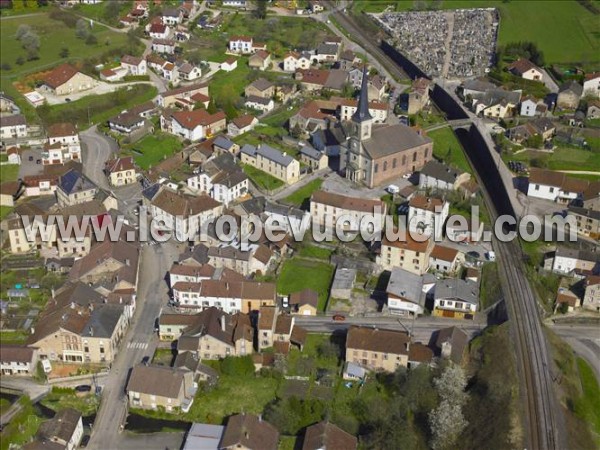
<box><xmin>329</xmin><ymin>9</ymin><xmax>565</xmax><ymax>449</ymax></box>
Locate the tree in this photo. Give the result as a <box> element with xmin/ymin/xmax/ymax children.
<box><xmin>59</xmin><ymin>47</ymin><xmax>70</xmax><ymax>58</ymax></box>
<box><xmin>254</xmin><ymin>0</ymin><xmax>267</xmax><ymax>19</ymax></box>
<box><xmin>104</xmin><ymin>0</ymin><xmax>120</xmax><ymax>22</ymax></box>
<box><xmin>524</xmin><ymin>134</ymin><xmax>543</xmax><ymax>149</ymax></box>
<box><xmin>429</xmin><ymin>399</ymin><xmax>468</xmax><ymax>450</ymax></box>
<box><xmin>290</xmin><ymin>123</ymin><xmax>303</xmax><ymax>139</ymax></box>
<box><xmin>20</xmin><ymin>30</ymin><xmax>40</xmax><ymax>52</ymax></box>
<box><xmin>85</xmin><ymin>34</ymin><xmax>98</xmax><ymax>45</ymax></box>
<box><xmin>76</xmin><ymin>18</ymin><xmax>90</xmax><ymax>39</ymax></box>
<box><xmin>341</xmin><ymin>82</ymin><xmax>355</xmax><ymax>99</ymax></box>
<box><xmin>16</xmin><ymin>24</ymin><xmax>32</xmax><ymax>40</ymax></box>
<box><xmin>429</xmin><ymin>365</ymin><xmax>469</xmax><ymax>450</ymax></box>
<box><xmin>26</xmin><ymin>49</ymin><xmax>39</xmax><ymax>61</ymax></box>
<box><xmin>316</xmin><ymin>339</ymin><xmax>341</xmax><ymax>361</ymax></box>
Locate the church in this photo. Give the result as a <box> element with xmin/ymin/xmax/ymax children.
<box><xmin>339</xmin><ymin>67</ymin><xmax>434</xmax><ymax>188</ymax></box>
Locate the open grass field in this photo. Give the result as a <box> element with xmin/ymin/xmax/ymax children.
<box><xmin>38</xmin><ymin>85</ymin><xmax>157</xmax><ymax>129</ymax></box>
<box><xmin>427</xmin><ymin>126</ymin><xmax>472</xmax><ymax>174</ymax></box>
<box><xmin>277</xmin><ymin>258</ymin><xmax>334</xmax><ymax>311</ymax></box>
<box><xmin>506</xmin><ymin>148</ymin><xmax>600</xmax><ymax>181</ymax></box>
<box><xmin>283</xmin><ymin>178</ymin><xmax>323</xmax><ymax>208</ymax></box>
<box><xmin>0</xmin><ymin>13</ymin><xmax>132</xmax><ymax>77</ymax></box>
<box><xmin>242</xmin><ymin>164</ymin><xmax>285</xmax><ymax>191</ymax></box>
<box><xmin>130</xmin><ymin>133</ymin><xmax>183</xmax><ymax>170</ymax></box>
<box><xmin>354</xmin><ymin>0</ymin><xmax>600</xmax><ymax>64</ymax></box>
<box><xmin>0</xmin><ymin>164</ymin><xmax>20</xmax><ymax>182</ymax></box>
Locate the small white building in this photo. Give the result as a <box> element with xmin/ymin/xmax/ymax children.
<box><xmin>221</xmin><ymin>57</ymin><xmax>238</xmax><ymax>72</ymax></box>
<box><xmin>228</xmin><ymin>36</ymin><xmax>253</xmax><ymax>54</ymax></box>
<box><xmin>407</xmin><ymin>195</ymin><xmax>449</xmax><ymax>240</ymax></box>
<box><xmin>121</xmin><ymin>55</ymin><xmax>147</xmax><ymax>76</ymax></box>
<box><xmin>583</xmin><ymin>72</ymin><xmax>600</xmax><ymax>98</ymax></box>
<box><xmin>245</xmin><ymin>95</ymin><xmax>274</xmax><ymax>112</ymax></box>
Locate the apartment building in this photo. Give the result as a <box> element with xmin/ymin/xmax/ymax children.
<box><xmin>407</xmin><ymin>195</ymin><xmax>449</xmax><ymax>239</ymax></box>
<box><xmin>240</xmin><ymin>144</ymin><xmax>300</xmax><ymax>184</ymax></box>
<box><xmin>377</xmin><ymin>235</ymin><xmax>433</xmax><ymax>275</ymax></box>
<box><xmin>345</xmin><ymin>326</ymin><xmax>411</xmax><ymax>372</ymax></box>
<box><xmin>310</xmin><ymin>190</ymin><xmax>387</xmax><ymax>230</ymax></box>
<box><xmin>432</xmin><ymin>278</ymin><xmax>479</xmax><ymax>319</ymax></box>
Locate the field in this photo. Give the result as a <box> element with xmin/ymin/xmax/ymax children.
<box><xmin>277</xmin><ymin>258</ymin><xmax>334</xmax><ymax>311</ymax></box>
<box><xmin>38</xmin><ymin>85</ymin><xmax>157</xmax><ymax>129</ymax></box>
<box><xmin>283</xmin><ymin>179</ymin><xmax>323</xmax><ymax>208</ymax></box>
<box><xmin>574</xmin><ymin>357</ymin><xmax>600</xmax><ymax>436</ymax></box>
<box><xmin>427</xmin><ymin>126</ymin><xmax>473</xmax><ymax>174</ymax></box>
<box><xmin>0</xmin><ymin>164</ymin><xmax>20</xmax><ymax>182</ymax></box>
<box><xmin>506</xmin><ymin>147</ymin><xmax>600</xmax><ymax>181</ymax></box>
<box><xmin>186</xmin><ymin>374</ymin><xmax>279</xmax><ymax>424</ymax></box>
<box><xmin>353</xmin><ymin>1</ymin><xmax>599</xmax><ymax>64</ymax></box>
<box><xmin>242</xmin><ymin>164</ymin><xmax>285</xmax><ymax>191</ymax></box>
<box><xmin>297</xmin><ymin>244</ymin><xmax>333</xmax><ymax>261</ymax></box>
<box><xmin>0</xmin><ymin>13</ymin><xmax>132</xmax><ymax>77</ymax></box>
<box><xmin>130</xmin><ymin>134</ymin><xmax>183</xmax><ymax>170</ymax></box>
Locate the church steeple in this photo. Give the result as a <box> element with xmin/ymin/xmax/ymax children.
<box><xmin>352</xmin><ymin>65</ymin><xmax>373</xmax><ymax>123</ymax></box>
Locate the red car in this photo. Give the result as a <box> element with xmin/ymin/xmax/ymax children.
<box><xmin>332</xmin><ymin>314</ymin><xmax>346</xmax><ymax>322</ymax></box>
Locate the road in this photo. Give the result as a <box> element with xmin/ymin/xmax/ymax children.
<box><xmin>549</xmin><ymin>323</ymin><xmax>600</xmax><ymax>382</ymax></box>
<box><xmin>80</xmin><ymin>126</ymin><xmax>118</xmax><ymax>190</ymax></box>
<box><xmin>328</xmin><ymin>11</ymin><xmax>566</xmax><ymax>450</ymax></box>
<box><xmin>88</xmin><ymin>241</ymin><xmax>180</xmax><ymax>450</ymax></box>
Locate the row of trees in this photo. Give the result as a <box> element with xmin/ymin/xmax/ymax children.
<box><xmin>15</xmin><ymin>24</ymin><xmax>40</xmax><ymax>60</ymax></box>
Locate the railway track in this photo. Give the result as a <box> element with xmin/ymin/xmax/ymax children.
<box><xmin>330</xmin><ymin>9</ymin><xmax>564</xmax><ymax>449</ymax></box>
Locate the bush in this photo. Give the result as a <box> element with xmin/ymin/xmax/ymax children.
<box><xmin>49</xmin><ymin>9</ymin><xmax>79</xmax><ymax>28</ymax></box>
<box><xmin>1</xmin><ymin>62</ymin><xmax>12</xmax><ymax>71</ymax></box>
<box><xmin>85</xmin><ymin>34</ymin><xmax>98</xmax><ymax>45</ymax></box>
<box><xmin>123</xmin><ymin>75</ymin><xmax>150</xmax><ymax>82</ymax></box>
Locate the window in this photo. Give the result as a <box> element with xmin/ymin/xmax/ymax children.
<box><xmin>392</xmin><ymin>158</ymin><xmax>397</xmax><ymax>168</ymax></box>
<box><xmin>383</xmin><ymin>161</ymin><xmax>388</xmax><ymax>171</ymax></box>
<box><xmin>402</xmin><ymin>155</ymin><xmax>407</xmax><ymax>165</ymax></box>
<box><xmin>412</xmin><ymin>152</ymin><xmax>417</xmax><ymax>162</ymax></box>
<box><xmin>374</xmin><ymin>163</ymin><xmax>379</xmax><ymax>173</ymax></box>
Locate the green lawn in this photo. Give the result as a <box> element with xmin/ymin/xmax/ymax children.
<box><xmin>507</xmin><ymin>147</ymin><xmax>600</xmax><ymax>181</ymax></box>
<box><xmin>0</xmin><ymin>164</ymin><xmax>20</xmax><ymax>182</ymax></box>
<box><xmin>286</xmin><ymin>333</ymin><xmax>342</xmax><ymax>375</ymax></box>
<box><xmin>0</xmin><ymin>398</ymin><xmax>11</xmax><ymax>416</ymax></box>
<box><xmin>573</xmin><ymin>357</ymin><xmax>600</xmax><ymax>435</ymax></box>
<box><xmin>40</xmin><ymin>387</ymin><xmax>100</xmax><ymax>416</ymax></box>
<box><xmin>208</xmin><ymin>56</ymin><xmax>251</xmax><ymax>118</ymax></box>
<box><xmin>38</xmin><ymin>85</ymin><xmax>157</xmax><ymax>130</ymax></box>
<box><xmin>186</xmin><ymin>374</ymin><xmax>280</xmax><ymax>424</ymax></box>
<box><xmin>283</xmin><ymin>179</ymin><xmax>323</xmax><ymax>208</ymax></box>
<box><xmin>0</xmin><ymin>12</ymin><xmax>133</xmax><ymax>78</ymax></box>
<box><xmin>428</xmin><ymin>126</ymin><xmax>472</xmax><ymax>174</ymax></box>
<box><xmin>130</xmin><ymin>133</ymin><xmax>183</xmax><ymax>170</ymax></box>
<box><xmin>277</xmin><ymin>258</ymin><xmax>334</xmax><ymax>311</ymax></box>
<box><xmin>242</xmin><ymin>164</ymin><xmax>285</xmax><ymax>192</ymax></box>
<box><xmin>354</xmin><ymin>0</ymin><xmax>600</xmax><ymax>64</ymax></box>
<box><xmin>297</xmin><ymin>244</ymin><xmax>333</xmax><ymax>261</ymax></box>
<box><xmin>0</xmin><ymin>331</ymin><xmax>29</xmax><ymax>344</ymax></box>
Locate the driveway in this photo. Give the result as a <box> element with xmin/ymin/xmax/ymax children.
<box><xmin>88</xmin><ymin>241</ymin><xmax>181</xmax><ymax>450</ymax></box>
<box><xmin>80</xmin><ymin>126</ymin><xmax>118</xmax><ymax>190</ymax></box>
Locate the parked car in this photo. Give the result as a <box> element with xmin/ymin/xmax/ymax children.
<box><xmin>75</xmin><ymin>385</ymin><xmax>92</xmax><ymax>393</ymax></box>
<box><xmin>332</xmin><ymin>314</ymin><xmax>345</xmax><ymax>322</ymax></box>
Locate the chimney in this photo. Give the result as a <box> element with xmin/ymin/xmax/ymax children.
<box><xmin>221</xmin><ymin>316</ymin><xmax>226</xmax><ymax>332</ymax></box>
<box><xmin>125</xmin><ymin>258</ymin><xmax>130</xmax><ymax>266</ymax></box>
<box><xmin>90</xmin><ymin>327</ymin><xmax>94</xmax><ymax>337</ymax></box>
<box><xmin>70</xmin><ymin>302</ymin><xmax>75</xmax><ymax>309</ymax></box>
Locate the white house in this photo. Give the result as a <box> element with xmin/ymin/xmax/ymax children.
<box><xmin>228</xmin><ymin>36</ymin><xmax>253</xmax><ymax>54</ymax></box>
<box><xmin>152</xmin><ymin>39</ymin><xmax>176</xmax><ymax>55</ymax></box>
<box><xmin>407</xmin><ymin>195</ymin><xmax>449</xmax><ymax>240</ymax></box>
<box><xmin>161</xmin><ymin>109</ymin><xmax>226</xmax><ymax>142</ymax></box>
<box><xmin>583</xmin><ymin>72</ymin><xmax>600</xmax><ymax>98</ymax></box>
<box><xmin>47</xmin><ymin>122</ymin><xmax>79</xmax><ymax>146</ymax></box>
<box><xmin>228</xmin><ymin>114</ymin><xmax>258</xmax><ymax>136</ymax></box>
<box><xmin>0</xmin><ymin>346</ymin><xmax>38</xmax><ymax>376</ymax></box>
<box><xmin>429</xmin><ymin>245</ymin><xmax>465</xmax><ymax>274</ymax></box>
<box><xmin>338</xmin><ymin>98</ymin><xmax>388</xmax><ymax>123</ymax></box>
<box><xmin>0</xmin><ymin>114</ymin><xmax>27</xmax><ymax>141</ymax></box>
<box><xmin>527</xmin><ymin>168</ymin><xmax>588</xmax><ymax>204</ymax></box>
<box><xmin>162</xmin><ymin>8</ymin><xmax>183</xmax><ymax>26</ymax></box>
<box><xmin>283</xmin><ymin>51</ymin><xmax>312</xmax><ymax>72</ymax></box>
<box><xmin>121</xmin><ymin>55</ymin><xmax>147</xmax><ymax>76</ymax></box>
<box><xmin>520</xmin><ymin>97</ymin><xmax>538</xmax><ymax>117</ymax></box>
<box><xmin>221</xmin><ymin>57</ymin><xmax>238</xmax><ymax>72</ymax></box>
<box><xmin>386</xmin><ymin>268</ymin><xmax>436</xmax><ymax>316</ymax></box>
<box><xmin>148</xmin><ymin>23</ymin><xmax>170</xmax><ymax>39</ymax></box>
<box><xmin>187</xmin><ymin>154</ymin><xmax>249</xmax><ymax>206</ymax></box>
<box><xmin>507</xmin><ymin>58</ymin><xmax>543</xmax><ymax>81</ymax></box>
<box><xmin>147</xmin><ymin>187</ymin><xmax>223</xmax><ymax>240</ymax></box>
<box><xmin>245</xmin><ymin>95</ymin><xmax>274</xmax><ymax>112</ymax></box>
<box><xmin>177</xmin><ymin>62</ymin><xmax>202</xmax><ymax>81</ymax></box>
<box><xmin>169</xmin><ymin>263</ymin><xmax>215</xmax><ymax>288</ymax></box>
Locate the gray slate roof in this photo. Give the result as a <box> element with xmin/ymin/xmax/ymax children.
<box><xmin>420</xmin><ymin>160</ymin><xmax>464</xmax><ymax>184</ymax></box>
<box><xmin>434</xmin><ymin>278</ymin><xmax>479</xmax><ymax>305</ymax></box>
<box><xmin>240</xmin><ymin>144</ymin><xmax>296</xmax><ymax>167</ymax></box>
<box><xmin>361</xmin><ymin>124</ymin><xmax>431</xmax><ymax>159</ymax></box>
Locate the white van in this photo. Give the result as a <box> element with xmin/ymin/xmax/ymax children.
<box><xmin>386</xmin><ymin>184</ymin><xmax>400</xmax><ymax>194</ymax></box>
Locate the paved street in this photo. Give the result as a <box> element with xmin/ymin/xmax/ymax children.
<box><xmin>88</xmin><ymin>241</ymin><xmax>180</xmax><ymax>450</ymax></box>
<box><xmin>80</xmin><ymin>126</ymin><xmax>118</xmax><ymax>190</ymax></box>
<box><xmin>549</xmin><ymin>323</ymin><xmax>600</xmax><ymax>382</ymax></box>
